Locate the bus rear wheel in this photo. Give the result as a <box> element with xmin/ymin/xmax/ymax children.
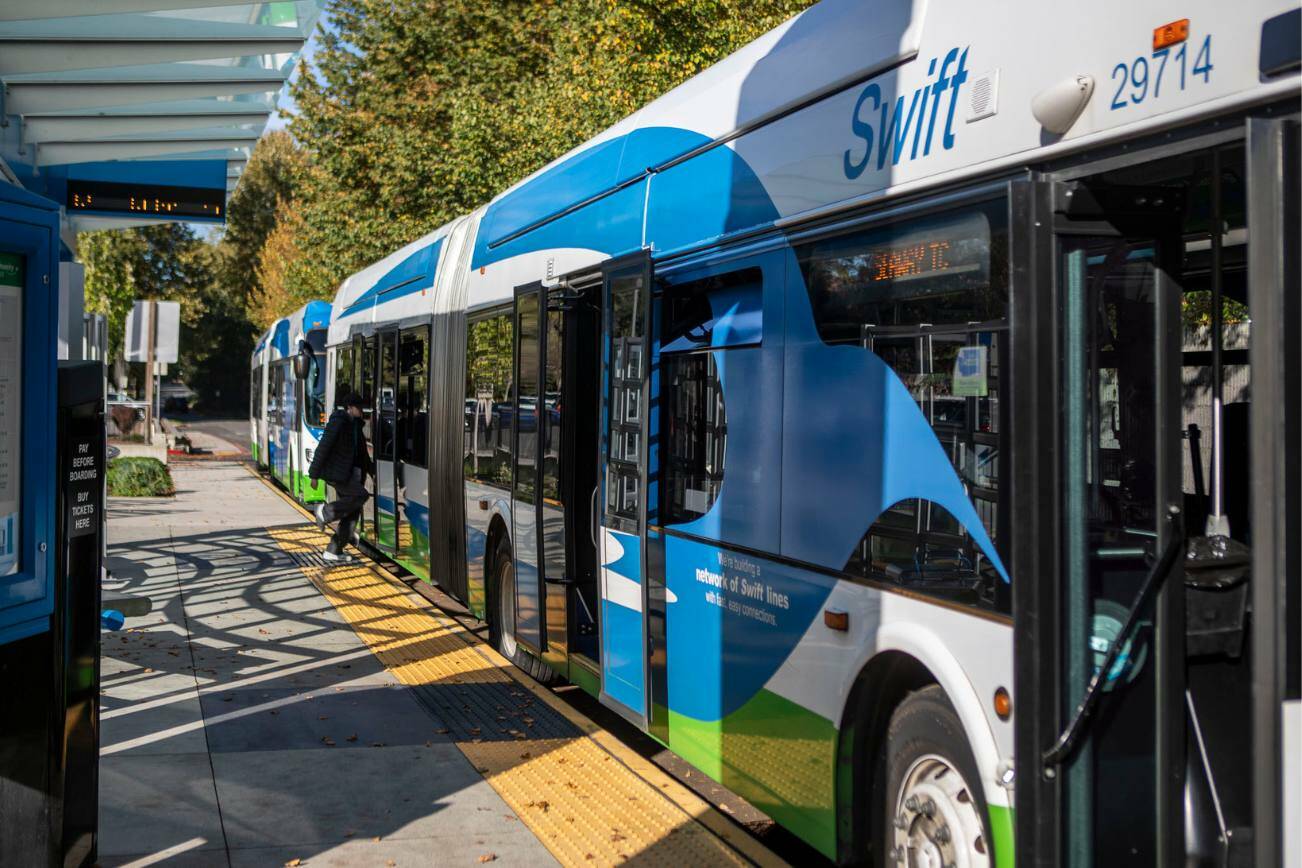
<box><xmin>489</xmin><ymin>537</ymin><xmax>556</xmax><ymax>685</ymax></box>
<box><xmin>875</xmin><ymin>685</ymin><xmax>992</xmax><ymax>868</ymax></box>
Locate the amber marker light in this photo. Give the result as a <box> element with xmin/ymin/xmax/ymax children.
<box><xmin>823</xmin><ymin>608</ymin><xmax>849</xmax><ymax>631</ymax></box>
<box><xmin>993</xmin><ymin>687</ymin><xmax>1012</xmax><ymax>721</ymax></box>
<box><xmin>1153</xmin><ymin>18</ymin><xmax>1190</xmax><ymax>51</ymax></box>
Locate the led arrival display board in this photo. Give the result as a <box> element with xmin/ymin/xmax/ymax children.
<box><xmin>66</xmin><ymin>180</ymin><xmax>225</xmax><ymax>219</ymax></box>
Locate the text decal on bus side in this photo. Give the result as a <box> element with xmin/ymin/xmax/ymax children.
<box><xmin>843</xmin><ymin>47</ymin><xmax>970</xmax><ymax>180</ymax></box>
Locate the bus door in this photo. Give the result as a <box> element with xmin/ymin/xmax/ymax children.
<box><xmin>1014</xmin><ymin>133</ymin><xmax>1298</xmax><ymax>866</ymax></box>
<box><xmin>358</xmin><ymin>333</ymin><xmax>378</xmax><ymax>544</ymax></box>
<box><xmin>395</xmin><ymin>326</ymin><xmax>430</xmax><ymax>574</ymax></box>
<box><xmin>510</xmin><ymin>283</ymin><xmax>547</xmax><ymax>656</ymax></box>
<box><xmin>262</xmin><ymin>364</ymin><xmax>275</xmax><ymax>472</ymax></box>
<box><xmin>510</xmin><ymin>280</ymin><xmax>603</xmax><ymax>671</ymax></box>
<box><xmin>373</xmin><ymin>329</ymin><xmax>400</xmax><ymax>553</ymax></box>
<box><xmin>596</xmin><ymin>253</ymin><xmax>652</xmax><ymax>727</ymax></box>
<box><xmin>1014</xmin><ymin>173</ymin><xmax>1187</xmax><ymax>866</ymax></box>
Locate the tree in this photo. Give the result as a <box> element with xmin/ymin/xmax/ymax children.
<box><xmin>81</xmin><ymin>223</ymin><xmax>209</xmax><ymax>360</ymax></box>
<box><xmin>221</xmin><ymin>130</ymin><xmax>304</xmax><ymax>322</ymax></box>
<box><xmin>272</xmin><ymin>0</ymin><xmax>815</xmax><ymax>302</ymax></box>
<box><xmin>80</xmin><ymin>222</ymin><xmax>253</xmax><ymax>412</ymax></box>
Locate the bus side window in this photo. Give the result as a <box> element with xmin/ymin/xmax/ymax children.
<box><xmin>796</xmin><ymin>200</ymin><xmax>1011</xmax><ymax>614</ymax></box>
<box><xmin>361</xmin><ymin>336</ymin><xmax>376</xmax><ymax>412</ymax></box>
<box><xmin>333</xmin><ymin>344</ymin><xmax>353</xmax><ymax>409</ymax></box>
<box><xmin>660</xmin><ymin>268</ymin><xmax>760</xmax><ymax>524</ymax></box>
<box><xmin>399</xmin><ymin>327</ymin><xmax>429</xmax><ymax>468</ymax></box>
<box><xmin>464</xmin><ymin>312</ymin><xmax>514</xmax><ymax>489</ymax></box>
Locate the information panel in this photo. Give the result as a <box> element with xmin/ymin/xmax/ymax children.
<box><xmin>0</xmin><ymin>252</ymin><xmax>21</xmax><ymax>577</ymax></box>
<box><xmin>66</xmin><ymin>180</ymin><xmax>225</xmax><ymax>219</ymax></box>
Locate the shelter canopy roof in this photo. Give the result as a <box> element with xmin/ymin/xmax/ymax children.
<box><xmin>0</xmin><ymin>1</ymin><xmax>319</xmax><ymax>231</ymax></box>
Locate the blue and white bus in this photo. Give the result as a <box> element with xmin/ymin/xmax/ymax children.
<box><xmin>251</xmin><ymin>301</ymin><xmax>332</xmax><ymax>503</ymax></box>
<box><xmin>314</xmin><ymin>1</ymin><xmax>1301</xmax><ymax>863</ymax></box>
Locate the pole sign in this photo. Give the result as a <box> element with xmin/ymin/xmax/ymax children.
<box><xmin>124</xmin><ymin>300</ymin><xmax>179</xmax><ymax>364</ymax></box>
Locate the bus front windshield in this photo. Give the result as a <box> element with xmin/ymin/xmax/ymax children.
<box><xmin>304</xmin><ymin>329</ymin><xmax>328</xmax><ymax>428</ymax></box>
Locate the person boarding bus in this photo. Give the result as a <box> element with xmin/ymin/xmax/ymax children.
<box><xmin>309</xmin><ymin>390</ymin><xmax>370</xmax><ymax>563</ymax></box>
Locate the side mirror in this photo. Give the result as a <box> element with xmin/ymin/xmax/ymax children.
<box><xmin>293</xmin><ymin>340</ymin><xmax>315</xmax><ymax>380</ymax></box>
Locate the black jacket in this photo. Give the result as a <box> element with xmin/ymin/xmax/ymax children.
<box><xmin>309</xmin><ymin>409</ymin><xmax>368</xmax><ymax>485</ymax></box>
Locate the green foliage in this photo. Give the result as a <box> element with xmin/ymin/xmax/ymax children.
<box><xmin>271</xmin><ymin>0</ymin><xmax>814</xmax><ymax>301</ymax></box>
<box><xmin>81</xmin><ymin>223</ymin><xmax>210</xmax><ymax>360</ymax></box>
<box><xmin>106</xmin><ymin>457</ymin><xmax>176</xmax><ymax>497</ymax></box>
<box><xmin>80</xmin><ymin>223</ymin><xmax>251</xmax><ymax>412</ymax></box>
<box><xmin>1181</xmin><ymin>290</ymin><xmax>1250</xmax><ymax>328</ymax></box>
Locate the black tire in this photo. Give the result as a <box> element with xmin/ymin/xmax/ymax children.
<box><xmin>872</xmin><ymin>685</ymin><xmax>994</xmax><ymax>868</ymax></box>
<box><xmin>488</xmin><ymin>536</ymin><xmax>557</xmax><ymax>685</ymax></box>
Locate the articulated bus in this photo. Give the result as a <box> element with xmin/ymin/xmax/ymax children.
<box><xmin>311</xmin><ymin>1</ymin><xmax>1300</xmax><ymax>864</ymax></box>
<box><xmin>250</xmin><ymin>301</ymin><xmax>332</xmax><ymax>503</ymax></box>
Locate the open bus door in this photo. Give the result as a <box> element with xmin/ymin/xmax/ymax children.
<box><xmin>595</xmin><ymin>252</ymin><xmax>653</xmax><ymax>728</ymax></box>
<box><xmin>1013</xmin><ymin>119</ymin><xmax>1300</xmax><ymax>867</ymax></box>
<box><xmin>508</xmin><ymin>279</ymin><xmax>601</xmax><ymax>674</ymax></box>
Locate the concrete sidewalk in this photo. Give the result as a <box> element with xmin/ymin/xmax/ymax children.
<box><xmin>101</xmin><ymin>461</ymin><xmax>556</xmax><ymax>867</ymax></box>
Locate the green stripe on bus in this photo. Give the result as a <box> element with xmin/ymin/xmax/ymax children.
<box><xmin>668</xmin><ymin>689</ymin><xmax>837</xmax><ymax>859</ymax></box>
<box><xmin>990</xmin><ymin>803</ymin><xmax>1015</xmax><ymax>868</ymax></box>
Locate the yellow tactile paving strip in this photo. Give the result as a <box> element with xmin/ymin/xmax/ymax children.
<box><xmin>265</xmin><ymin>523</ymin><xmax>785</xmax><ymax>867</ymax></box>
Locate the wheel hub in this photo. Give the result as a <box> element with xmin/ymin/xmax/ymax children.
<box><xmin>891</xmin><ymin>755</ymin><xmax>989</xmax><ymax>868</ymax></box>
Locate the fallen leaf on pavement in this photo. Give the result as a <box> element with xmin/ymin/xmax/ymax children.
<box><xmin>283</xmin><ymin>860</ymin><xmax>301</xmax><ymax>867</ymax></box>
<box><xmin>321</xmin><ymin>737</ymin><xmax>336</xmax><ymax>746</ymax></box>
<box><xmin>346</xmin><ymin>734</ymin><xmax>358</xmax><ymax>742</ymax></box>
<box><xmin>477</xmin><ymin>855</ymin><xmax>497</xmax><ymax>863</ymax></box>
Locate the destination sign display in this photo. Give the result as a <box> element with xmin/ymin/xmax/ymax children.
<box><xmin>66</xmin><ymin>180</ymin><xmax>225</xmax><ymax>220</ymax></box>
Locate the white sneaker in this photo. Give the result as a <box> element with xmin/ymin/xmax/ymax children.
<box><xmin>313</xmin><ymin>503</ymin><xmax>326</xmax><ymax>530</ymax></box>
<box><xmin>322</xmin><ymin>549</ymin><xmax>354</xmax><ymax>564</ymax></box>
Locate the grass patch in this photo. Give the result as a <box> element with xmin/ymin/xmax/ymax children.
<box><xmin>107</xmin><ymin>457</ymin><xmax>175</xmax><ymax>497</ymax></box>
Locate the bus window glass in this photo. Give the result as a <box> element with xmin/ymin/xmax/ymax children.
<box><xmin>515</xmin><ymin>293</ymin><xmax>540</xmax><ymax>507</ymax></box>
<box><xmin>250</xmin><ymin>364</ymin><xmax>261</xmax><ymax>419</ymax></box>
<box><xmin>663</xmin><ymin>352</ymin><xmax>727</xmax><ymax>524</ymax></box>
<box><xmin>464</xmin><ymin>313</ymin><xmax>513</xmax><ymax>488</ymax></box>
<box><xmin>280</xmin><ymin>363</ymin><xmax>295</xmax><ymax>431</ymax></box>
<box><xmin>399</xmin><ymin>328</ymin><xmax>429</xmax><ymax>468</ymax></box>
<box><xmin>304</xmin><ymin>329</ymin><xmax>327</xmax><ymax>427</ymax></box>
<box><xmin>663</xmin><ymin>268</ymin><xmax>762</xmax><ymax>352</ymax></box>
<box><xmin>334</xmin><ymin>344</ymin><xmax>354</xmax><ymax>409</ymax></box>
<box><xmin>797</xmin><ymin>200</ymin><xmax>1009</xmax><ymax>612</ymax></box>
<box><xmin>361</xmin><ymin>336</ymin><xmax>376</xmax><ymax>411</ymax></box>
<box><xmin>606</xmin><ymin>272</ymin><xmax>645</xmax><ymax>525</ymax></box>
<box><xmin>265</xmin><ymin>360</ymin><xmax>276</xmax><ymax>419</ymax></box>
<box><xmin>661</xmin><ymin>268</ymin><xmax>756</xmax><ymax>524</ymax></box>
<box><xmin>542</xmin><ymin>302</ymin><xmax>563</xmax><ymax>503</ymax></box>
<box><xmin>377</xmin><ymin>334</ymin><xmax>396</xmax><ymax>462</ymax></box>
<box><xmin>542</xmin><ymin>300</ymin><xmax>565</xmax><ymax>582</ymax></box>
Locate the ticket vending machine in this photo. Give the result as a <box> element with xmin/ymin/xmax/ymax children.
<box><xmin>0</xmin><ymin>183</ymin><xmax>105</xmax><ymax>866</ymax></box>
<box><xmin>53</xmin><ymin>361</ymin><xmax>106</xmax><ymax>866</ymax></box>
